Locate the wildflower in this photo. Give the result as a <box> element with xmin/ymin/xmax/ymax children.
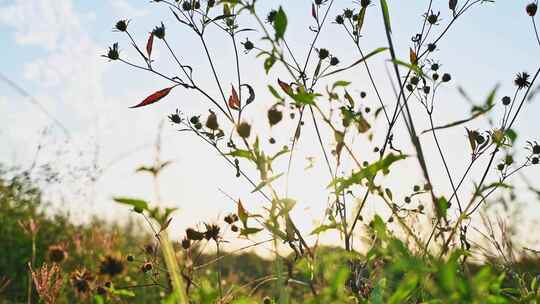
<box><xmin>205</xmin><ymin>111</ymin><xmax>219</xmax><ymax>131</ymax></box>
<box><xmin>527</xmin><ymin>3</ymin><xmax>538</xmax><ymax>17</ymax></box>
<box><xmin>318</xmin><ymin>48</ymin><xmax>330</xmax><ymax>60</ymax></box>
<box><xmin>99</xmin><ymin>255</ymin><xmax>125</xmax><ymax>277</ymax></box>
<box><xmin>442</xmin><ymin>73</ymin><xmax>451</xmax><ymax>82</ymax></box>
<box><xmin>70</xmin><ymin>269</ymin><xmax>94</xmax><ymax>298</ymax></box>
<box><xmin>237</xmin><ymin>122</ymin><xmax>252</xmax><ymax>138</ymax></box>
<box><xmin>152</xmin><ymin>22</ymin><xmax>166</xmax><ymax>39</ymax></box>
<box><xmin>330</xmin><ymin>56</ymin><xmax>340</xmax><ymax>66</ymax></box>
<box><xmin>105</xmin><ymin>43</ymin><xmax>120</xmax><ymax>60</ymax></box>
<box><xmin>514</xmin><ymin>72</ymin><xmax>531</xmax><ymax>89</ymax></box>
<box><xmin>268</xmin><ymin>108</ymin><xmax>283</xmax><ymax>126</ymax></box>
<box><xmin>48</xmin><ymin>244</ymin><xmax>68</xmax><ymax>263</ymax></box>
<box><xmin>502</xmin><ymin>96</ymin><xmax>511</xmax><ymax>106</ymax></box>
<box><xmin>114</xmin><ymin>20</ymin><xmax>129</xmax><ymax>32</ymax></box>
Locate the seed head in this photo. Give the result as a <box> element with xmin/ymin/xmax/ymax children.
<box><xmin>533</xmin><ymin>144</ymin><xmax>540</xmax><ymax>154</ymax></box>
<box><xmin>527</xmin><ymin>3</ymin><xmax>538</xmax><ymax>17</ymax></box>
<box><xmin>105</xmin><ymin>43</ymin><xmax>120</xmax><ymax>60</ymax></box>
<box><xmin>318</xmin><ymin>48</ymin><xmax>330</xmax><ymax>60</ymax></box>
<box><xmin>99</xmin><ymin>255</ymin><xmax>125</xmax><ymax>277</ymax></box>
<box><xmin>205</xmin><ymin>111</ymin><xmax>219</xmax><ymax>131</ymax></box>
<box><xmin>532</xmin><ymin>157</ymin><xmax>539</xmax><ymax>165</ymax></box>
<box><xmin>152</xmin><ymin>22</ymin><xmax>166</xmax><ymax>39</ymax></box>
<box><xmin>237</xmin><ymin>122</ymin><xmax>252</xmax><ymax>138</ymax></box>
<box><xmin>182</xmin><ymin>1</ymin><xmax>192</xmax><ymax>11</ymax></box>
<box><xmin>267</xmin><ymin>10</ymin><xmax>277</xmax><ymax>23</ymax></box>
<box><xmin>514</xmin><ymin>72</ymin><xmax>531</xmax><ymax>89</ymax></box>
<box><xmin>442</xmin><ymin>73</ymin><xmax>451</xmax><ymax>82</ymax></box>
<box><xmin>502</xmin><ymin>96</ymin><xmax>511</xmax><ymax>106</ymax></box>
<box><xmin>361</xmin><ymin>0</ymin><xmax>372</xmax><ymax>8</ymax></box>
<box><xmin>427</xmin><ymin>43</ymin><xmax>436</xmax><ymax>52</ymax></box>
<box><xmin>242</xmin><ymin>39</ymin><xmax>254</xmax><ymax>52</ymax></box>
<box><xmin>204</xmin><ymin>223</ymin><xmax>221</xmax><ymax>241</ymax></box>
<box><xmin>344</xmin><ymin>9</ymin><xmax>354</xmax><ymax>19</ymax></box>
<box><xmin>48</xmin><ymin>244</ymin><xmax>68</xmax><ymax>263</ymax></box>
<box><xmin>335</xmin><ymin>15</ymin><xmax>344</xmax><ymax>24</ymax></box>
<box><xmin>268</xmin><ymin>108</ymin><xmax>283</xmax><ymax>126</ymax></box>
<box><xmin>114</xmin><ymin>20</ymin><xmax>129</xmax><ymax>32</ymax></box>
<box><xmin>330</xmin><ymin>56</ymin><xmax>340</xmax><ymax>66</ymax></box>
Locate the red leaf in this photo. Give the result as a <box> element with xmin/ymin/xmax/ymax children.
<box><xmin>228</xmin><ymin>86</ymin><xmax>240</xmax><ymax>110</ymax></box>
<box><xmin>311</xmin><ymin>3</ymin><xmax>317</xmax><ymax>20</ymax></box>
<box><xmin>130</xmin><ymin>86</ymin><xmax>175</xmax><ymax>108</ymax></box>
<box><xmin>278</xmin><ymin>79</ymin><xmax>292</xmax><ymax>96</ymax></box>
<box><xmin>146</xmin><ymin>33</ymin><xmax>154</xmax><ymax>58</ymax></box>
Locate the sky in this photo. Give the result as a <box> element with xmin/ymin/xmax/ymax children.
<box><xmin>1</xmin><ymin>0</ymin><xmax>539</xmax><ymax>253</ymax></box>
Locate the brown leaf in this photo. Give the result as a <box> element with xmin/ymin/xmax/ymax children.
<box><xmin>409</xmin><ymin>47</ymin><xmax>417</xmax><ymax>65</ymax></box>
<box><xmin>130</xmin><ymin>86</ymin><xmax>175</xmax><ymax>108</ymax></box>
<box><xmin>146</xmin><ymin>33</ymin><xmax>154</xmax><ymax>58</ymax></box>
<box><xmin>277</xmin><ymin>79</ymin><xmax>292</xmax><ymax>95</ymax></box>
<box><xmin>229</xmin><ymin>86</ymin><xmax>240</xmax><ymax>110</ymax></box>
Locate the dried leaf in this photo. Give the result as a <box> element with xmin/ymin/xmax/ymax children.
<box><xmin>146</xmin><ymin>33</ymin><xmax>154</xmax><ymax>58</ymax></box>
<box><xmin>409</xmin><ymin>47</ymin><xmax>417</xmax><ymax>65</ymax></box>
<box><xmin>229</xmin><ymin>86</ymin><xmax>240</xmax><ymax>110</ymax></box>
<box><xmin>130</xmin><ymin>86</ymin><xmax>175</xmax><ymax>108</ymax></box>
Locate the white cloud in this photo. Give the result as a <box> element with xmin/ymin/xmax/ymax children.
<box><xmin>109</xmin><ymin>0</ymin><xmax>149</xmax><ymax>18</ymax></box>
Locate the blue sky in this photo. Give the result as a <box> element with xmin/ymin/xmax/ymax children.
<box><xmin>1</xmin><ymin>0</ymin><xmax>539</xmax><ymax>251</ymax></box>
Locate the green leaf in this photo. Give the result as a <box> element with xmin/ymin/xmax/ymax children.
<box><xmin>268</xmin><ymin>85</ymin><xmax>282</xmax><ymax>100</ymax></box>
<box><xmin>274</xmin><ymin>7</ymin><xmax>287</xmax><ymax>40</ymax></box>
<box><xmin>505</xmin><ymin>129</ymin><xmax>518</xmax><ymax>143</ymax></box>
<box><xmin>321</xmin><ymin>47</ymin><xmax>387</xmax><ymax>78</ymax></box>
<box><xmin>380</xmin><ymin>0</ymin><xmax>392</xmax><ymax>33</ymax></box>
<box><xmin>310</xmin><ymin>223</ymin><xmax>339</xmax><ymax>235</ymax></box>
<box><xmin>332</xmin><ymin>80</ymin><xmax>351</xmax><ymax>90</ymax></box>
<box><xmin>240</xmin><ymin>227</ymin><xmax>263</xmax><ymax>237</ymax></box>
<box><xmin>227</xmin><ymin>149</ymin><xmax>254</xmax><ymax>160</ymax></box>
<box><xmin>114</xmin><ymin>197</ymin><xmax>149</xmax><ymax>213</ymax></box>
<box><xmin>436</xmin><ymin>196</ymin><xmax>449</xmax><ymax>218</ymax></box>
<box><xmin>264</xmin><ymin>56</ymin><xmax>276</xmax><ymax>74</ymax></box>
<box><xmin>330</xmin><ymin>154</ymin><xmax>407</xmax><ymax>193</ymax></box>
<box><xmin>251</xmin><ymin>173</ymin><xmax>284</xmax><ymax>193</ymax></box>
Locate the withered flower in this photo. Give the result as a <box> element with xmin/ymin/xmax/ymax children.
<box><xmin>152</xmin><ymin>22</ymin><xmax>166</xmax><ymax>39</ymax></box>
<box><xmin>205</xmin><ymin>111</ymin><xmax>219</xmax><ymax>131</ymax></box>
<box><xmin>514</xmin><ymin>72</ymin><xmax>531</xmax><ymax>89</ymax></box>
<box><xmin>99</xmin><ymin>254</ymin><xmax>125</xmax><ymax>277</ymax></box>
<box><xmin>204</xmin><ymin>223</ymin><xmax>221</xmax><ymax>241</ymax></box>
<box><xmin>114</xmin><ymin>19</ymin><xmax>129</xmax><ymax>32</ymax></box>
<box><xmin>237</xmin><ymin>122</ymin><xmax>252</xmax><ymax>138</ymax></box>
<box><xmin>48</xmin><ymin>244</ymin><xmax>68</xmax><ymax>263</ymax></box>
<box><xmin>527</xmin><ymin>3</ymin><xmax>538</xmax><ymax>17</ymax></box>
<box><xmin>70</xmin><ymin>269</ymin><xmax>94</xmax><ymax>298</ymax></box>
